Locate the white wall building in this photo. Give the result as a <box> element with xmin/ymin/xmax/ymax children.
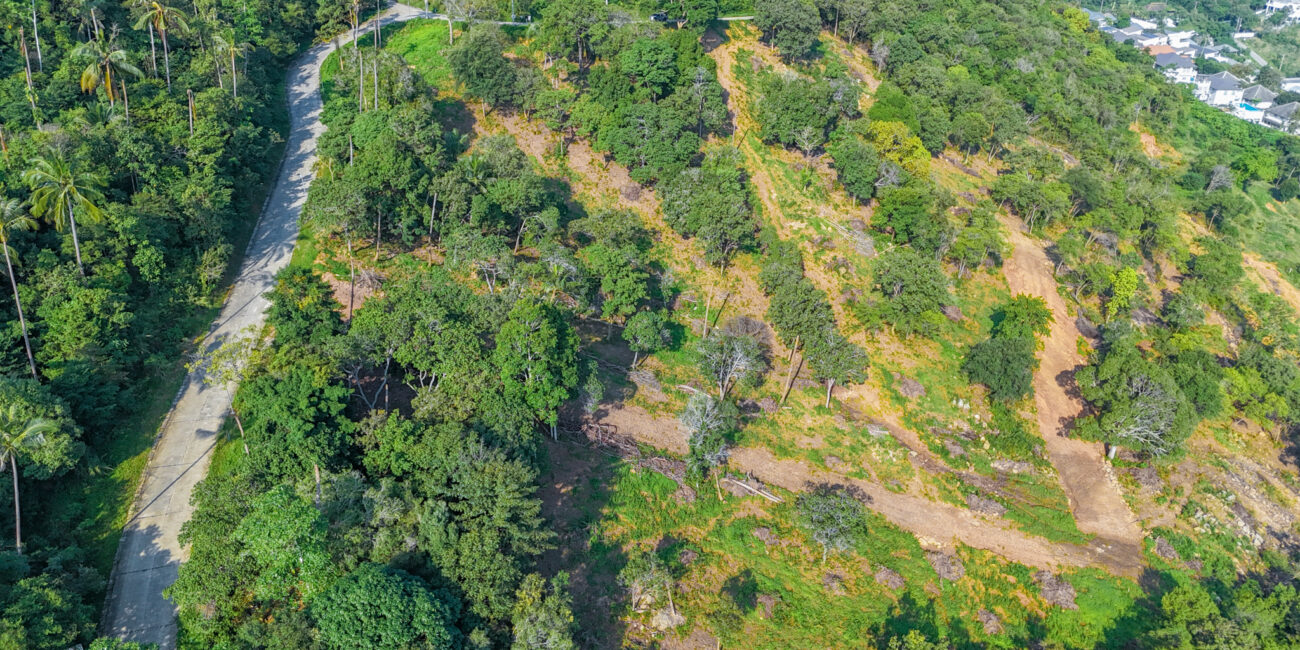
<box><xmin>1195</xmin><ymin>71</ymin><xmax>1245</xmax><ymax>107</ymax></box>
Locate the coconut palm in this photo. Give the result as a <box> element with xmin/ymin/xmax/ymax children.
<box><xmin>0</xmin><ymin>407</ymin><xmax>55</xmax><ymax>554</ymax></box>
<box><xmin>213</xmin><ymin>29</ymin><xmax>250</xmax><ymax>98</ymax></box>
<box><xmin>23</xmin><ymin>152</ymin><xmax>106</xmax><ymax>276</ymax></box>
<box><xmin>71</xmin><ymin>29</ymin><xmax>144</xmax><ymax>109</ymax></box>
<box><xmin>132</xmin><ymin>1</ymin><xmax>189</xmax><ymax>91</ymax></box>
<box><xmin>0</xmin><ymin>200</ymin><xmax>39</xmax><ymax>380</ymax></box>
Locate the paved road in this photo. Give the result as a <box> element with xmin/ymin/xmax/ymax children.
<box><xmin>99</xmin><ymin>5</ymin><xmax>428</xmax><ymax>647</ymax></box>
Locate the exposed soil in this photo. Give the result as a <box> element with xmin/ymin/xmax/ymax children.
<box><xmin>1243</xmin><ymin>253</ymin><xmax>1300</xmax><ymax>315</ymax></box>
<box><xmin>589</xmin><ymin>399</ymin><xmax>1143</xmax><ymax>577</ymax></box>
<box><xmin>998</xmin><ymin>213</ymin><xmax>1145</xmax><ymax>564</ymax></box>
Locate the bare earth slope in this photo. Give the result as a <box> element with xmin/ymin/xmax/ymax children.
<box><xmin>999</xmin><ymin>215</ymin><xmax>1145</xmax><ymax>565</ymax></box>
<box><xmin>98</xmin><ymin>5</ymin><xmax>429</xmax><ymax>647</ymax></box>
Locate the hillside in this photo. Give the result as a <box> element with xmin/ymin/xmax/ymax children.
<box><xmin>22</xmin><ymin>0</ymin><xmax>1300</xmax><ymax>648</ymax></box>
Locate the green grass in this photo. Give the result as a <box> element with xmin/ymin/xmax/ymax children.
<box><xmin>381</xmin><ymin>19</ymin><xmax>454</xmax><ymax>88</ymax></box>
<box><xmin>1237</xmin><ymin>180</ymin><xmax>1300</xmax><ymax>284</ymax></box>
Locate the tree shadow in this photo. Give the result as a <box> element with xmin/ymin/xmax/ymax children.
<box><xmin>536</xmin><ymin>437</ymin><xmax>630</xmax><ymax>648</ymax></box>
<box><xmin>721</xmin><ymin>568</ymin><xmax>759</xmax><ymax>613</ymax></box>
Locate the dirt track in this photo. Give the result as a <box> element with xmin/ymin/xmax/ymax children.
<box><xmin>998</xmin><ymin>215</ymin><xmax>1145</xmax><ymax>565</ymax></box>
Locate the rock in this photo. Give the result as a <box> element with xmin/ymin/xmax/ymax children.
<box><xmin>621</xmin><ymin>184</ymin><xmax>642</xmax><ymax>202</ymax></box>
<box><xmin>897</xmin><ymin>376</ymin><xmax>927</xmax><ymax>399</ymax></box>
<box><xmin>1130</xmin><ymin>466</ymin><xmax>1163</xmax><ymax>492</ymax></box>
<box><xmin>1186</xmin><ymin>559</ymin><xmax>1203</xmax><ymax>573</ymax></box>
<box><xmin>753</xmin><ymin>527</ymin><xmax>780</xmax><ymax>547</ymax></box>
<box><xmin>944</xmin><ymin>440</ymin><xmax>967</xmax><ymax>458</ymax></box>
<box><xmin>724</xmin><ymin>480</ymin><xmax>752</xmax><ymax>497</ymax></box>
<box><xmin>866</xmin><ymin>423</ymin><xmax>890</xmax><ymax>438</ymax></box>
<box><xmin>679</xmin><ymin>549</ymin><xmax>700</xmax><ymax>566</ymax></box>
<box><xmin>1131</xmin><ymin>307</ymin><xmax>1160</xmax><ymax>327</ymax></box>
<box><xmin>848</xmin><ymin>219</ymin><xmax>868</xmax><ymax>232</ymax></box>
<box><xmin>822</xmin><ymin>572</ymin><xmax>846</xmax><ymax>595</ymax></box>
<box><xmin>1076</xmin><ymin>315</ymin><xmax>1101</xmax><ymax>339</ymax></box>
<box><xmin>650</xmin><ymin>608</ymin><xmax>686</xmax><ymax>630</ymax></box>
<box><xmin>824</xmin><ymin>455</ymin><xmax>847</xmax><ymax>472</ymax></box>
<box><xmin>966</xmin><ymin>493</ymin><xmax>1008</xmax><ymax>517</ymax></box>
<box><xmin>875</xmin><ymin>566</ymin><xmax>905</xmax><ymax>590</ymax></box>
<box><xmin>1035</xmin><ymin>571</ymin><xmax>1078</xmax><ymax>610</ymax></box>
<box><xmin>756</xmin><ymin>397</ymin><xmax>778</xmax><ymax>414</ymax></box>
<box><xmin>977</xmin><ymin>609</ymin><xmax>1003</xmax><ymax>635</ymax></box>
<box><xmin>673</xmin><ymin>485</ymin><xmax>697</xmax><ymax>504</ymax></box>
<box><xmin>928</xmin><ymin>552</ymin><xmax>965</xmax><ymax>581</ymax></box>
<box><xmin>757</xmin><ymin>593</ymin><xmax>780</xmax><ymax>619</ymax></box>
<box><xmin>942</xmin><ymin>305</ymin><xmax>964</xmax><ymax>322</ymax></box>
<box><xmin>991</xmin><ymin>459</ymin><xmax>1034</xmax><ymax>474</ymax></box>
<box><xmin>1153</xmin><ymin>537</ymin><xmax>1180</xmax><ymax>561</ymax></box>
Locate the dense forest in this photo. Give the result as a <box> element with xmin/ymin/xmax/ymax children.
<box><xmin>0</xmin><ymin>0</ymin><xmax>320</xmax><ymax>644</ymax></box>
<box><xmin>4</xmin><ymin>0</ymin><xmax>1300</xmax><ymax>645</ymax></box>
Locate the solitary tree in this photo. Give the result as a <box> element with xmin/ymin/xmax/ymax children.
<box><xmin>24</xmin><ymin>152</ymin><xmax>106</xmax><ymax>276</ymax></box>
<box><xmin>0</xmin><ymin>406</ymin><xmax>55</xmax><ymax>554</ymax></box>
<box><xmin>680</xmin><ymin>392</ymin><xmax>737</xmax><ymax>483</ymax></box>
<box><xmin>622</xmin><ymin>310</ymin><xmax>671</xmax><ymax>368</ymax></box>
<box><xmin>71</xmin><ymin>31</ymin><xmax>144</xmax><ymax>109</ymax></box>
<box><xmin>132</xmin><ymin>1</ymin><xmax>189</xmax><ymax>91</ymax></box>
<box><xmin>187</xmin><ymin>328</ymin><xmax>265</xmax><ymax>455</ymax></box>
<box><xmin>0</xmin><ymin>199</ymin><xmax>39</xmax><ymax>379</ymax></box>
<box><xmin>796</xmin><ymin>484</ymin><xmax>869</xmax><ymax>561</ymax></box>
<box><xmin>697</xmin><ymin>331</ymin><xmax>767</xmax><ymax>399</ymax></box>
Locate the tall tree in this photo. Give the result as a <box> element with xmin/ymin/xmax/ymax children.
<box><xmin>0</xmin><ymin>199</ymin><xmax>39</xmax><ymax>380</ymax></box>
<box><xmin>23</xmin><ymin>152</ymin><xmax>106</xmax><ymax>276</ymax></box>
<box><xmin>71</xmin><ymin>30</ymin><xmax>144</xmax><ymax>109</ymax></box>
<box><xmin>0</xmin><ymin>406</ymin><xmax>55</xmax><ymax>554</ymax></box>
<box><xmin>132</xmin><ymin>1</ymin><xmax>189</xmax><ymax>91</ymax></box>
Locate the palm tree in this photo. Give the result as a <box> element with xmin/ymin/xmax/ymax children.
<box><xmin>0</xmin><ymin>407</ymin><xmax>55</xmax><ymax>554</ymax></box>
<box><xmin>213</xmin><ymin>29</ymin><xmax>250</xmax><ymax>98</ymax></box>
<box><xmin>23</xmin><ymin>153</ymin><xmax>106</xmax><ymax>276</ymax></box>
<box><xmin>132</xmin><ymin>1</ymin><xmax>189</xmax><ymax>91</ymax></box>
<box><xmin>71</xmin><ymin>30</ymin><xmax>144</xmax><ymax>109</ymax></box>
<box><xmin>0</xmin><ymin>200</ymin><xmax>39</xmax><ymax>381</ymax></box>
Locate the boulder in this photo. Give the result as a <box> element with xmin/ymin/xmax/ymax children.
<box><xmin>875</xmin><ymin>566</ymin><xmax>905</xmax><ymax>590</ymax></box>
<box><xmin>822</xmin><ymin>572</ymin><xmax>846</xmax><ymax>595</ymax></box>
<box><xmin>991</xmin><ymin>459</ymin><xmax>1034</xmax><ymax>474</ymax></box>
<box><xmin>942</xmin><ymin>305</ymin><xmax>964</xmax><ymax>322</ymax></box>
<box><xmin>1153</xmin><ymin>537</ymin><xmax>1180</xmax><ymax>561</ymax></box>
<box><xmin>977</xmin><ymin>609</ymin><xmax>1003</xmax><ymax>635</ymax></box>
<box><xmin>966</xmin><ymin>493</ymin><xmax>1008</xmax><ymax>517</ymax></box>
<box><xmin>1035</xmin><ymin>571</ymin><xmax>1078</xmax><ymax>610</ymax></box>
<box><xmin>897</xmin><ymin>376</ymin><xmax>927</xmax><ymax>399</ymax></box>
<box><xmin>927</xmin><ymin>552</ymin><xmax>966</xmax><ymax>581</ymax></box>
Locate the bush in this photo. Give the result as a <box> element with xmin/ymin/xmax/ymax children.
<box><xmin>963</xmin><ymin>336</ymin><xmax>1037</xmax><ymax>401</ymax></box>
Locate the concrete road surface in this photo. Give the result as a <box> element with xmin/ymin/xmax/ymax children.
<box><xmin>98</xmin><ymin>5</ymin><xmax>428</xmax><ymax>647</ymax></box>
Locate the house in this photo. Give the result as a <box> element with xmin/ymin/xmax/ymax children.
<box><xmin>1235</xmin><ymin>103</ymin><xmax>1267</xmax><ymax>124</ymax></box>
<box><xmin>1083</xmin><ymin>8</ymin><xmax>1114</xmax><ymax>25</ymax></box>
<box><xmin>1155</xmin><ymin>53</ymin><xmax>1196</xmax><ymax>84</ymax></box>
<box><xmin>1264</xmin><ymin>101</ymin><xmax>1299</xmax><ymax>131</ymax></box>
<box><xmin>1196</xmin><ymin>71</ymin><xmax>1245</xmax><ymax>106</ymax></box>
<box><xmin>1134</xmin><ymin>32</ymin><xmax>1169</xmax><ymax>47</ymax></box>
<box><xmin>1282</xmin><ymin>78</ymin><xmax>1300</xmax><ymax>92</ymax></box>
<box><xmin>1146</xmin><ymin>44</ymin><xmax>1176</xmax><ymax>56</ymax></box>
<box><xmin>1242</xmin><ymin>84</ymin><xmax>1278</xmax><ymax>108</ymax></box>
<box><xmin>1131</xmin><ymin>17</ymin><xmax>1159</xmax><ymax>29</ymax></box>
<box><xmin>1264</xmin><ymin>0</ymin><xmax>1300</xmax><ymax>24</ymax></box>
<box><xmin>1165</xmin><ymin>30</ymin><xmax>1196</xmax><ymax>48</ymax></box>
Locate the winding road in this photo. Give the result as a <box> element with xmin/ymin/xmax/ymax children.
<box><xmin>99</xmin><ymin>5</ymin><xmax>430</xmax><ymax>647</ymax></box>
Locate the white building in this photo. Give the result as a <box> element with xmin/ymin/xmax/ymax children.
<box><xmin>1195</xmin><ymin>71</ymin><xmax>1245</xmax><ymax>107</ymax></box>
<box><xmin>1155</xmin><ymin>53</ymin><xmax>1196</xmax><ymax>84</ymax></box>
<box><xmin>1264</xmin><ymin>101</ymin><xmax>1299</xmax><ymax>131</ymax></box>
<box><xmin>1242</xmin><ymin>84</ymin><xmax>1278</xmax><ymax>108</ymax></box>
<box><xmin>1264</xmin><ymin>0</ymin><xmax>1300</xmax><ymax>24</ymax></box>
<box><xmin>1131</xmin><ymin>17</ymin><xmax>1158</xmax><ymax>29</ymax></box>
<box><xmin>1283</xmin><ymin>78</ymin><xmax>1300</xmax><ymax>92</ymax></box>
<box><xmin>1165</xmin><ymin>30</ymin><xmax>1196</xmax><ymax>48</ymax></box>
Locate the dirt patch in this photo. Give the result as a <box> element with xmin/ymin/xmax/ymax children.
<box><xmin>321</xmin><ymin>269</ymin><xmax>379</xmax><ymax>319</ymax></box>
<box><xmin>999</xmin><ymin>212</ymin><xmax>1144</xmax><ymax>563</ymax></box>
<box><xmin>1129</xmin><ymin>122</ymin><xmax>1180</xmax><ymax>161</ymax></box>
<box><xmin>1244</xmin><ymin>253</ymin><xmax>1300</xmax><ymax>315</ymax></box>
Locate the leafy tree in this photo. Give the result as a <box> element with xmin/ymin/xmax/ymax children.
<box><xmin>623</xmin><ymin>310</ymin><xmax>671</xmax><ymax>368</ymax></box>
<box><xmin>234</xmin><ymin>366</ymin><xmax>352</xmax><ymax>483</ymax></box>
<box><xmin>963</xmin><ymin>336</ymin><xmax>1037</xmax><ymax>401</ymax></box>
<box><xmin>992</xmin><ymin>295</ymin><xmax>1053</xmax><ymax>341</ymax></box>
<box><xmin>796</xmin><ymin>484</ymin><xmax>869</xmax><ymax>561</ymax></box>
<box><xmin>448</xmin><ymin>25</ymin><xmax>518</xmax><ymax>112</ymax></box>
<box><xmin>659</xmin><ymin>148</ymin><xmax>754</xmax><ymax>266</ymax></box>
<box><xmin>757</xmin><ymin>75</ymin><xmax>838</xmax><ymax>149</ymax></box>
<box><xmin>1</xmin><ymin>572</ymin><xmax>97</xmax><ymax>649</ymax></box>
<box><xmin>804</xmin><ymin>329</ymin><xmax>869</xmax><ymax>408</ymax></box>
<box><xmin>873</xmin><ymin>183</ymin><xmax>950</xmax><ymax>254</ymax></box>
<box><xmin>1277</xmin><ymin>177</ymin><xmax>1300</xmax><ymax>202</ymax></box>
<box><xmin>755</xmin><ymin>0</ymin><xmax>821</xmax><ymax>60</ymax></box>
<box><xmin>1106</xmin><ymin>267</ymin><xmax>1140</xmax><ymax>320</ymax></box>
<box><xmin>619</xmin><ymin>38</ymin><xmax>678</xmax><ymax>99</ymax></box>
<box><xmin>537</xmin><ymin>0</ymin><xmax>609</xmax><ymax>67</ymax></box>
<box><xmin>827</xmin><ymin>133</ymin><xmax>880</xmax><ymax>202</ymax></box>
<box><xmin>581</xmin><ymin>243</ymin><xmax>650</xmax><ymax>320</ymax></box>
<box><xmin>314</xmin><ymin>563</ymin><xmax>461</xmax><ymax>650</ymax></box>
<box><xmin>1075</xmin><ymin>338</ymin><xmax>1197</xmax><ymax>457</ymax></box>
<box><xmin>619</xmin><ymin>550</ymin><xmax>677</xmax><ymax>616</ymax></box>
<box><xmin>266</xmin><ymin>267</ymin><xmax>345</xmax><ymax>351</ymax></box>
<box><xmin>23</xmin><ymin>152</ymin><xmax>106</xmax><ymax>276</ymax></box>
<box><xmin>861</xmin><ymin>247</ymin><xmax>951</xmax><ymax>337</ymax></box>
<box><xmin>1168</xmin><ymin>349</ymin><xmax>1225</xmax><ymax>418</ymax></box>
<box><xmin>680</xmin><ymin>392</ymin><xmax>737</xmax><ymax>481</ymax></box>
<box><xmin>494</xmin><ymin>299</ymin><xmax>579</xmax><ymax>438</ymax></box>
<box><xmin>233</xmin><ymin>485</ymin><xmax>335</xmax><ymax>602</ymax></box>
<box><xmin>597</xmin><ymin>102</ymin><xmax>700</xmax><ymax>184</ymax></box>
<box><xmin>511</xmin><ymin>573</ymin><xmax>576</xmax><ymax>650</ymax></box>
